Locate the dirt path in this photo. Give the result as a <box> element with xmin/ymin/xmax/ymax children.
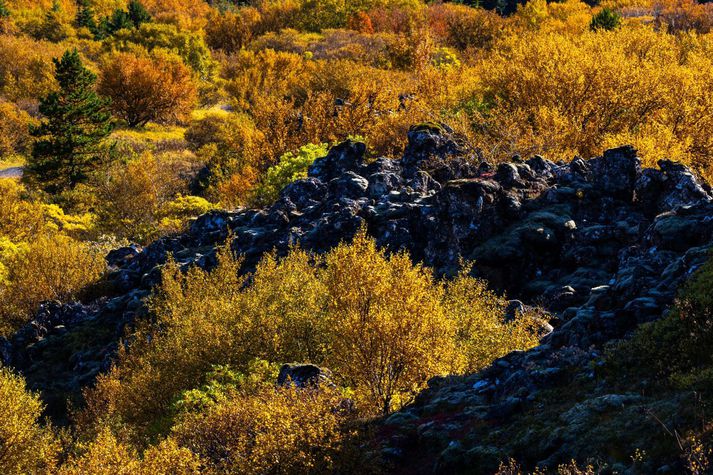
<box><xmin>0</xmin><ymin>167</ymin><xmax>23</xmax><ymax>179</ymax></box>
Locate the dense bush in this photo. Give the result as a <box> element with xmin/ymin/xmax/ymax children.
<box><xmin>80</xmin><ymin>230</ymin><xmax>539</xmax><ymax>440</ymax></box>
<box><xmin>57</xmin><ymin>428</ymin><xmax>200</xmax><ymax>475</ymax></box>
<box><xmin>173</xmin><ymin>385</ymin><xmax>348</xmax><ymax>474</ymax></box>
<box><xmin>0</xmin><ymin>233</ymin><xmax>105</xmax><ymax>334</ymax></box>
<box><xmin>0</xmin><ymin>100</ymin><xmax>36</xmax><ymax>157</ymax></box>
<box><xmin>0</xmin><ymin>367</ymin><xmax>59</xmax><ymax>474</ymax></box>
<box><xmin>106</xmin><ymin>22</ymin><xmax>216</xmax><ymax>78</ymax></box>
<box><xmin>253</xmin><ymin>142</ymin><xmax>328</xmax><ymax>205</ymax></box>
<box><xmin>95</xmin><ymin>152</ymin><xmax>208</xmax><ymax>243</ymax></box>
<box><xmin>0</xmin><ymin>178</ymin><xmax>101</xmax><ymax>335</ymax></box>
<box><xmin>99</xmin><ymin>51</ymin><xmax>197</xmax><ymax>127</ymax></box>
<box><xmin>0</xmin><ymin>34</ymin><xmax>63</xmax><ymax>102</ymax></box>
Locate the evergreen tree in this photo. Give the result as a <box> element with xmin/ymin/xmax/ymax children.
<box><xmin>590</xmin><ymin>7</ymin><xmax>622</xmax><ymax>31</ymax></box>
<box><xmin>127</xmin><ymin>0</ymin><xmax>151</xmax><ymax>27</ymax></box>
<box><xmin>108</xmin><ymin>8</ymin><xmax>133</xmax><ymax>31</ymax></box>
<box><xmin>75</xmin><ymin>0</ymin><xmax>97</xmax><ymax>31</ymax></box>
<box><xmin>27</xmin><ymin>50</ymin><xmax>113</xmax><ymax>194</ymax></box>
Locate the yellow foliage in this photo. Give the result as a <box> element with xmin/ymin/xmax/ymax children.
<box><xmin>320</xmin><ymin>232</ymin><xmax>456</xmax><ymax>414</ymax></box>
<box><xmin>0</xmin><ymin>233</ymin><xmax>105</xmax><ymax>335</ymax></box>
<box><xmin>95</xmin><ymin>152</ymin><xmax>202</xmax><ymax>243</ymax></box>
<box><xmin>172</xmin><ymin>385</ymin><xmax>347</xmax><ymax>475</ymax></box>
<box><xmin>81</xmin><ymin>230</ymin><xmax>540</xmax><ymax>440</ymax></box>
<box><xmin>0</xmin><ymin>100</ymin><xmax>36</xmax><ymax>157</ymax></box>
<box><xmin>99</xmin><ymin>51</ymin><xmax>198</xmax><ymax>128</ymax></box>
<box><xmin>0</xmin><ymin>34</ymin><xmax>63</xmax><ymax>102</ymax></box>
<box><xmin>58</xmin><ymin>428</ymin><xmax>200</xmax><ymax>475</ymax></box>
<box><xmin>469</xmin><ymin>26</ymin><xmax>713</xmax><ymax>169</ymax></box>
<box><xmin>0</xmin><ymin>366</ymin><xmax>59</xmax><ymax>474</ymax></box>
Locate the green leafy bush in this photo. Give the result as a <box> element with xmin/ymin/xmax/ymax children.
<box><xmin>253</xmin><ymin>142</ymin><xmax>329</xmax><ymax>206</ymax></box>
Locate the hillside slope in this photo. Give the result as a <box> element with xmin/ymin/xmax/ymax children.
<box><xmin>2</xmin><ymin>125</ymin><xmax>713</xmax><ymax>471</ymax></box>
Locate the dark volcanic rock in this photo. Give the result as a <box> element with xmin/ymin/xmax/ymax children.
<box><xmin>277</xmin><ymin>363</ymin><xmax>333</xmax><ymax>388</ymax></box>
<box><xmin>5</xmin><ymin>127</ymin><xmax>713</xmax><ymax>454</ymax></box>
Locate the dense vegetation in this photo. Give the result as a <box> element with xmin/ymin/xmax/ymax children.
<box><xmin>0</xmin><ymin>0</ymin><xmax>712</xmax><ymax>473</ymax></box>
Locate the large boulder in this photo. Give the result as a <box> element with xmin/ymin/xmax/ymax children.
<box><xmin>589</xmin><ymin>145</ymin><xmax>641</xmax><ymax>201</ymax></box>
<box><xmin>308</xmin><ymin>140</ymin><xmax>365</xmax><ymax>181</ymax></box>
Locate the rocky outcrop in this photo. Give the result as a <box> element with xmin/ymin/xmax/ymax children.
<box><xmin>2</xmin><ymin>126</ymin><xmax>712</xmax><ymax>458</ymax></box>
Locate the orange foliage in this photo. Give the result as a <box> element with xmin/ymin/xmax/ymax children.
<box><xmin>653</xmin><ymin>0</ymin><xmax>713</xmax><ymax>33</ymax></box>
<box><xmin>347</xmin><ymin>11</ymin><xmax>374</xmax><ymax>33</ymax></box>
<box><xmin>139</xmin><ymin>0</ymin><xmax>211</xmax><ymax>30</ymax></box>
<box><xmin>99</xmin><ymin>51</ymin><xmax>197</xmax><ymax>127</ymax></box>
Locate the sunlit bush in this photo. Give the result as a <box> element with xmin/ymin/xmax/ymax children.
<box><xmin>0</xmin><ymin>366</ymin><xmax>59</xmax><ymax>474</ymax></box>
<box><xmin>81</xmin><ymin>230</ymin><xmax>540</xmax><ymax>439</ymax></box>
<box><xmin>0</xmin><ymin>233</ymin><xmax>105</xmax><ymax>334</ymax></box>
<box><xmin>58</xmin><ymin>428</ymin><xmax>200</xmax><ymax>475</ymax></box>
<box><xmin>94</xmin><ymin>152</ymin><xmax>202</xmax><ymax>242</ymax></box>
<box><xmin>0</xmin><ymin>34</ymin><xmax>63</xmax><ymax>101</ymax></box>
<box><xmin>106</xmin><ymin>22</ymin><xmax>216</xmax><ymax>78</ymax></box>
<box><xmin>0</xmin><ymin>100</ymin><xmax>36</xmax><ymax>157</ymax></box>
<box><xmin>173</xmin><ymin>385</ymin><xmax>348</xmax><ymax>475</ymax></box>
<box><xmin>99</xmin><ymin>51</ymin><xmax>197</xmax><ymax>127</ymax></box>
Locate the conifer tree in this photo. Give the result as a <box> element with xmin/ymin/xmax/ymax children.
<box><xmin>26</xmin><ymin>49</ymin><xmax>113</xmax><ymax>194</ymax></box>
<box><xmin>108</xmin><ymin>8</ymin><xmax>133</xmax><ymax>31</ymax></box>
<box><xmin>75</xmin><ymin>0</ymin><xmax>97</xmax><ymax>31</ymax></box>
<box><xmin>128</xmin><ymin>0</ymin><xmax>151</xmax><ymax>27</ymax></box>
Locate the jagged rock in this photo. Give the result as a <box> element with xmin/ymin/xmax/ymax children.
<box><xmin>277</xmin><ymin>363</ymin><xmax>333</xmax><ymax>388</ymax></box>
<box><xmin>106</xmin><ymin>244</ymin><xmax>142</xmax><ymax>268</ymax></box>
<box><xmin>6</xmin><ymin>126</ymin><xmax>713</xmax><ymax>462</ymax></box>
<box><xmin>0</xmin><ymin>337</ymin><xmax>11</xmax><ymax>366</ymax></box>
<box><xmin>590</xmin><ymin>145</ymin><xmax>641</xmax><ymax>200</ymax></box>
<box><xmin>308</xmin><ymin>139</ymin><xmax>365</xmax><ymax>181</ymax></box>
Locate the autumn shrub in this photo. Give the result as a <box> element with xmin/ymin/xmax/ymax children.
<box><xmin>0</xmin><ymin>233</ymin><xmax>105</xmax><ymax>334</ymax></box>
<box><xmin>319</xmin><ymin>232</ymin><xmax>458</xmax><ymax>414</ymax></box>
<box><xmin>139</xmin><ymin>0</ymin><xmax>211</xmax><ymax>30</ymax></box>
<box><xmin>204</xmin><ymin>7</ymin><xmax>262</xmax><ymax>53</ymax></box>
<box><xmin>0</xmin><ymin>179</ymin><xmax>91</xmax><ymax>243</ymax></box>
<box><xmin>80</xmin><ymin>230</ymin><xmax>540</xmax><ymax>440</ymax></box>
<box><xmin>221</xmin><ymin>49</ymin><xmax>315</xmax><ymax>112</ymax></box>
<box><xmin>427</xmin><ymin>3</ymin><xmax>504</xmax><ymax>51</ymax></box>
<box><xmin>469</xmin><ymin>27</ymin><xmax>713</xmax><ymax>166</ymax></box>
<box><xmin>98</xmin><ymin>51</ymin><xmax>197</xmax><ymax>127</ymax></box>
<box><xmin>653</xmin><ymin>0</ymin><xmax>713</xmax><ymax>33</ymax></box>
<box><xmin>348</xmin><ymin>10</ymin><xmax>374</xmax><ymax>33</ymax></box>
<box><xmin>106</xmin><ymin>22</ymin><xmax>216</xmax><ymax>78</ymax></box>
<box><xmin>27</xmin><ymin>1</ymin><xmax>76</xmax><ymax>41</ymax></box>
<box><xmin>185</xmin><ymin>112</ymin><xmax>266</xmax><ymax>203</ymax></box>
<box><xmin>0</xmin><ymin>100</ymin><xmax>35</xmax><ymax>158</ymax></box>
<box><xmin>94</xmin><ymin>152</ymin><xmax>203</xmax><ymax>242</ymax></box>
<box><xmin>295</xmin><ymin>0</ymin><xmax>351</xmax><ymax>32</ymax></box>
<box><xmin>0</xmin><ymin>34</ymin><xmax>63</xmax><ymax>101</ymax></box>
<box><xmin>58</xmin><ymin>428</ymin><xmax>200</xmax><ymax>475</ymax></box>
<box><xmin>0</xmin><ymin>366</ymin><xmax>60</xmax><ymax>474</ymax></box>
<box><xmin>367</xmin><ymin>0</ymin><xmax>425</xmax><ymax>34</ymax></box>
<box><xmin>173</xmin><ymin>385</ymin><xmax>348</xmax><ymax>475</ymax></box>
